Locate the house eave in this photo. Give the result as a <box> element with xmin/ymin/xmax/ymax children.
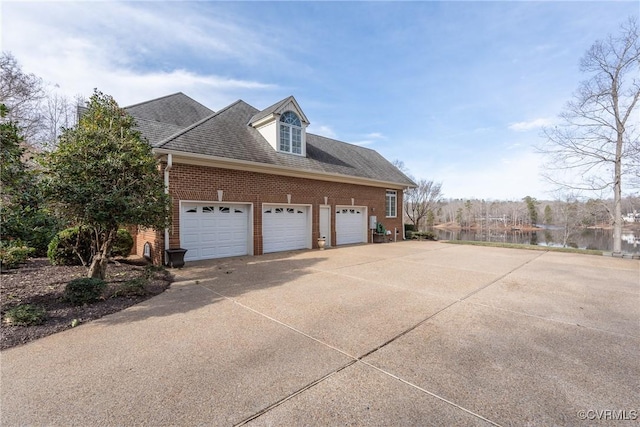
<box><xmin>153</xmin><ymin>148</ymin><xmax>414</xmax><ymax>189</ymax></box>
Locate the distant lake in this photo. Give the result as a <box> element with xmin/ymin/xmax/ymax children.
<box><xmin>432</xmin><ymin>227</ymin><xmax>640</xmax><ymax>255</ymax></box>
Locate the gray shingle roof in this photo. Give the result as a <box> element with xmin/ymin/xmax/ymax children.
<box><xmin>155</xmin><ymin>99</ymin><xmax>415</xmax><ymax>187</ymax></box>
<box><xmin>133</xmin><ymin>117</ymin><xmax>184</xmax><ymax>147</ymax></box>
<box><xmin>124</xmin><ymin>92</ymin><xmax>214</xmax><ymax>147</ymax></box>
<box><xmin>125</xmin><ymin>92</ymin><xmax>213</xmax><ymax>128</ymax></box>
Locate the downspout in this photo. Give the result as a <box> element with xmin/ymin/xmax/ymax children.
<box><xmin>164</xmin><ymin>154</ymin><xmax>173</xmax><ymax>265</ymax></box>
<box><xmin>402</xmin><ymin>186</ymin><xmax>409</xmax><ymax>240</ymax></box>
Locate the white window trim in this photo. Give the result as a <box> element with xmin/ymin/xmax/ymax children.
<box><xmin>386</xmin><ymin>190</ymin><xmax>397</xmax><ymax>218</ymax></box>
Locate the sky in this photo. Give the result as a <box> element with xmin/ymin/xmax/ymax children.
<box><xmin>2</xmin><ymin>0</ymin><xmax>637</xmax><ymax>200</ymax></box>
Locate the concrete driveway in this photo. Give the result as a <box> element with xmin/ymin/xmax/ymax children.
<box><xmin>2</xmin><ymin>242</ymin><xmax>638</xmax><ymax>426</ymax></box>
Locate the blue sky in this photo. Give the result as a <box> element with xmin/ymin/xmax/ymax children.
<box><xmin>2</xmin><ymin>1</ymin><xmax>637</xmax><ymax>200</ymax></box>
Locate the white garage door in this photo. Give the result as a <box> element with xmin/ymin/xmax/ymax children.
<box><xmin>336</xmin><ymin>207</ymin><xmax>366</xmax><ymax>245</ymax></box>
<box><xmin>180</xmin><ymin>202</ymin><xmax>249</xmax><ymax>261</ymax></box>
<box><xmin>263</xmin><ymin>205</ymin><xmax>309</xmax><ymax>253</ymax></box>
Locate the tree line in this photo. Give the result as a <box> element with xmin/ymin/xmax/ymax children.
<box><xmin>415</xmin><ymin>195</ymin><xmax>639</xmax><ymax>231</ymax></box>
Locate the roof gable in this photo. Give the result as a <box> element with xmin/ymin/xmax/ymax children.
<box><xmin>125</xmin><ymin>92</ymin><xmax>213</xmax><ymax>128</ymax></box>
<box><xmin>249</xmin><ymin>96</ymin><xmax>309</xmax><ymax>127</ymax></box>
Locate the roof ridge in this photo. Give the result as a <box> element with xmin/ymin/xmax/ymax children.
<box><xmin>156</xmin><ymin>99</ymin><xmax>248</xmax><ymax>148</ymax></box>
<box><xmin>307</xmin><ymin>132</ymin><xmax>379</xmax><ymax>153</ymax></box>
<box><xmin>124</xmin><ymin>92</ymin><xmax>186</xmax><ymax>109</ymax></box>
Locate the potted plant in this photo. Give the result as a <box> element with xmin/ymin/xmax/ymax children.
<box><xmin>317</xmin><ymin>236</ymin><xmax>326</xmax><ymax>250</ymax></box>
<box><xmin>373</xmin><ymin>222</ymin><xmax>386</xmax><ymax>243</ymax></box>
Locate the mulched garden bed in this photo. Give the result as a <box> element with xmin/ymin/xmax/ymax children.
<box><xmin>0</xmin><ymin>257</ymin><xmax>173</xmax><ymax>350</ymax></box>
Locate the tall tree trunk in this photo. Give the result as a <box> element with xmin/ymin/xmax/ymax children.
<box><xmin>87</xmin><ymin>228</ymin><xmax>117</xmax><ymax>280</ymax></box>
<box><xmin>612</xmin><ymin>132</ymin><xmax>623</xmax><ymax>254</ymax></box>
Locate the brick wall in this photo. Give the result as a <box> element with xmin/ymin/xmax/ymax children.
<box><xmin>135</xmin><ymin>162</ymin><xmax>405</xmax><ymax>264</ymax></box>
<box><xmin>135</xmin><ymin>227</ymin><xmax>164</xmax><ymax>265</ymax></box>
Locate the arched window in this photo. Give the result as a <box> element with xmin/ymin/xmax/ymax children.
<box><xmin>279</xmin><ymin>111</ymin><xmax>302</xmax><ymax>154</ymax></box>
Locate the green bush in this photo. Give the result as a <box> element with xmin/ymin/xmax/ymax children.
<box><xmin>2</xmin><ymin>207</ymin><xmax>62</xmax><ymax>257</ymax></box>
<box><xmin>111</xmin><ymin>229</ymin><xmax>134</xmax><ymax>257</ymax></box>
<box><xmin>113</xmin><ymin>277</ymin><xmax>148</xmax><ymax>297</ymax></box>
<box><xmin>47</xmin><ymin>226</ymin><xmax>93</xmax><ymax>266</ymax></box>
<box><xmin>0</xmin><ymin>241</ymin><xmax>35</xmax><ymax>270</ymax></box>
<box><xmin>48</xmin><ymin>227</ymin><xmax>134</xmax><ymax>266</ymax></box>
<box><xmin>5</xmin><ymin>304</ymin><xmax>47</xmax><ymax>326</ymax></box>
<box><xmin>64</xmin><ymin>277</ymin><xmax>107</xmax><ymax>305</ymax></box>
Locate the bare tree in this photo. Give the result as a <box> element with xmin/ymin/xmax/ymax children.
<box><xmin>540</xmin><ymin>18</ymin><xmax>640</xmax><ymax>254</ymax></box>
<box><xmin>554</xmin><ymin>193</ymin><xmax>583</xmax><ymax>247</ymax></box>
<box><xmin>405</xmin><ymin>179</ymin><xmax>443</xmax><ymax>231</ymax></box>
<box><xmin>41</xmin><ymin>90</ymin><xmax>80</xmax><ymax>148</ymax></box>
<box><xmin>0</xmin><ymin>52</ymin><xmax>45</xmax><ymax>142</ymax></box>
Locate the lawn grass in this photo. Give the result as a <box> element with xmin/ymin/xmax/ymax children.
<box><xmin>442</xmin><ymin>240</ymin><xmax>604</xmax><ymax>256</ymax></box>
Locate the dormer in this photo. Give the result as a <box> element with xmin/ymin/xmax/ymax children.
<box><xmin>249</xmin><ymin>96</ymin><xmax>310</xmax><ymax>156</ymax></box>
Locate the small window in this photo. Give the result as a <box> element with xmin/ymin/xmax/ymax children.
<box><xmin>234</xmin><ymin>208</ymin><xmax>243</xmax><ymax>213</ymax></box>
<box><xmin>185</xmin><ymin>207</ymin><xmax>197</xmax><ymax>213</ymax></box>
<box><xmin>275</xmin><ymin>208</ymin><xmax>283</xmax><ymax>213</ymax></box>
<box><xmin>287</xmin><ymin>208</ymin><xmax>295</xmax><ymax>213</ymax></box>
<box><xmin>264</xmin><ymin>208</ymin><xmax>272</xmax><ymax>214</ymax></box>
<box><xmin>219</xmin><ymin>206</ymin><xmax>230</xmax><ymax>213</ymax></box>
<box><xmin>202</xmin><ymin>206</ymin><xmax>215</xmax><ymax>213</ymax></box>
<box><xmin>386</xmin><ymin>190</ymin><xmax>397</xmax><ymax>218</ymax></box>
<box><xmin>297</xmin><ymin>210</ymin><xmax>303</xmax><ymax>214</ymax></box>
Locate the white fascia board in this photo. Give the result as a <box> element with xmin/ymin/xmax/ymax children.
<box><xmin>154</xmin><ymin>148</ymin><xmax>411</xmax><ymax>190</ymax></box>
<box><xmin>250</xmin><ymin>114</ymin><xmax>275</xmax><ymax>128</ymax></box>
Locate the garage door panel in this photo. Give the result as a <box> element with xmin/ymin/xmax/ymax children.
<box><xmin>263</xmin><ymin>205</ymin><xmax>309</xmax><ymax>253</ymax></box>
<box><xmin>181</xmin><ymin>202</ymin><xmax>249</xmax><ymax>262</ymax></box>
<box><xmin>200</xmin><ymin>232</ymin><xmax>216</xmax><ymax>244</ymax></box>
<box><xmin>336</xmin><ymin>207</ymin><xmax>366</xmax><ymax>245</ymax></box>
<box><xmin>182</xmin><ymin>233</ymin><xmax>200</xmax><ymax>245</ymax></box>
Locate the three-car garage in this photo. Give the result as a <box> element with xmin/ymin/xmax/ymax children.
<box><xmin>179</xmin><ymin>201</ymin><xmax>368</xmax><ymax>262</ymax></box>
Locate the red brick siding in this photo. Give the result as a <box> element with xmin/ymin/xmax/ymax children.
<box><xmin>135</xmin><ymin>162</ymin><xmax>405</xmax><ymax>264</ymax></box>
<box><xmin>135</xmin><ymin>227</ymin><xmax>164</xmax><ymax>265</ymax></box>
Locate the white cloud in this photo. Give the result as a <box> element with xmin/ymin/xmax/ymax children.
<box><xmin>308</xmin><ymin>124</ymin><xmax>337</xmax><ymax>139</ymax></box>
<box><xmin>365</xmin><ymin>132</ymin><xmax>385</xmax><ymax>139</ymax></box>
<box><xmin>3</xmin><ymin>2</ymin><xmax>278</xmax><ymax>107</ymax></box>
<box><xmin>508</xmin><ymin>118</ymin><xmax>553</xmax><ymax>132</ymax></box>
<box><xmin>409</xmin><ymin>150</ymin><xmax>548</xmax><ymax>200</ymax></box>
<box><xmin>347</xmin><ymin>132</ymin><xmax>386</xmax><ymax>146</ymax></box>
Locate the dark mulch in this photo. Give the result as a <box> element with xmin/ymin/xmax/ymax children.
<box><xmin>0</xmin><ymin>257</ymin><xmax>173</xmax><ymax>350</ymax></box>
